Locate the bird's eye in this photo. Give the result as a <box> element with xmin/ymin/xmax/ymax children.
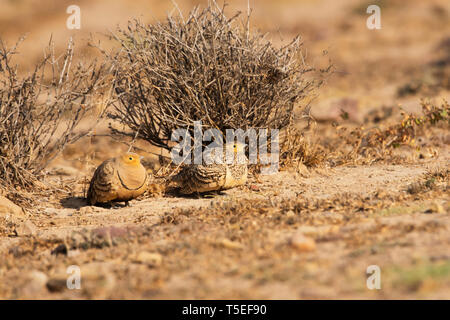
<box><xmin>129</xmin><ymin>157</ymin><xmax>133</xmax><ymax>161</ymax></box>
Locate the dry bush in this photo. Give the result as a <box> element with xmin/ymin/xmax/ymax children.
<box><xmin>106</xmin><ymin>1</ymin><xmax>328</xmax><ymax>150</ymax></box>
<box><xmin>279</xmin><ymin>125</ymin><xmax>326</xmax><ymax>170</ymax></box>
<box><xmin>0</xmin><ymin>37</ymin><xmax>114</xmax><ymax>189</ymax></box>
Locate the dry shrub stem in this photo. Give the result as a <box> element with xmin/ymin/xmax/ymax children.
<box><xmin>0</xmin><ymin>37</ymin><xmax>115</xmax><ymax>189</ymax></box>
<box><xmin>106</xmin><ymin>1</ymin><xmax>328</xmax><ymax>150</ymax></box>
<box><xmin>360</xmin><ymin>100</ymin><xmax>449</xmax><ymax>150</ymax></box>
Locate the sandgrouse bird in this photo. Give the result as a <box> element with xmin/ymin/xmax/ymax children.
<box><xmin>87</xmin><ymin>152</ymin><xmax>148</xmax><ymax>206</ymax></box>
<box><xmin>170</xmin><ymin>142</ymin><xmax>248</xmax><ymax>195</ymax></box>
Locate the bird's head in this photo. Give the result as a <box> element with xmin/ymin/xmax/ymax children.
<box><xmin>233</xmin><ymin>142</ymin><xmax>246</xmax><ymax>154</ymax></box>
<box><xmin>225</xmin><ymin>142</ymin><xmax>247</xmax><ymax>164</ymax></box>
<box><xmin>120</xmin><ymin>152</ymin><xmax>143</xmax><ymax>167</ymax></box>
<box><xmin>225</xmin><ymin>141</ymin><xmax>246</xmax><ymax>153</ymax></box>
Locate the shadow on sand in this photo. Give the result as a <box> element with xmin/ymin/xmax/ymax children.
<box><xmin>59</xmin><ymin>196</ymin><xmax>88</xmax><ymax>209</ymax></box>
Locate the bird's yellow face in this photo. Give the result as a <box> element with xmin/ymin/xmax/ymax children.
<box><xmin>224</xmin><ymin>142</ymin><xmax>246</xmax><ymax>164</ymax></box>
<box><xmin>233</xmin><ymin>142</ymin><xmax>245</xmax><ymax>154</ymax></box>
<box><xmin>227</xmin><ymin>142</ymin><xmax>245</xmax><ymax>155</ymax></box>
<box><xmin>120</xmin><ymin>152</ymin><xmax>142</xmax><ymax>167</ymax></box>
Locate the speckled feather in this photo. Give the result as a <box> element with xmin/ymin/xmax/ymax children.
<box><xmin>170</xmin><ymin>144</ymin><xmax>248</xmax><ymax>194</ymax></box>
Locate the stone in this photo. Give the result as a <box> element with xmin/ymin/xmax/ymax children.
<box><xmin>133</xmin><ymin>251</ymin><xmax>162</xmax><ymax>267</ymax></box>
<box><xmin>0</xmin><ymin>195</ymin><xmax>25</xmax><ymax>219</ymax></box>
<box><xmin>22</xmin><ymin>271</ymin><xmax>48</xmax><ymax>294</ymax></box>
<box><xmin>15</xmin><ymin>220</ymin><xmax>37</xmax><ymax>236</ymax></box>
<box><xmin>289</xmin><ymin>233</ymin><xmax>316</xmax><ymax>252</ymax></box>
<box><xmin>80</xmin><ymin>262</ymin><xmax>116</xmax><ymax>297</ymax></box>
<box><xmin>285</xmin><ymin>210</ymin><xmax>295</xmax><ymax>217</ymax></box>
<box><xmin>219</xmin><ymin>239</ymin><xmax>244</xmax><ymax>250</ymax></box>
<box><xmin>78</xmin><ymin>206</ymin><xmax>94</xmax><ymax>214</ymax></box>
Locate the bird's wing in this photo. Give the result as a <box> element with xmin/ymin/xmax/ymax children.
<box><xmin>87</xmin><ymin>160</ymin><xmax>117</xmax><ymax>204</ymax></box>
<box><xmin>178</xmin><ymin>164</ymin><xmax>226</xmax><ymax>185</ymax></box>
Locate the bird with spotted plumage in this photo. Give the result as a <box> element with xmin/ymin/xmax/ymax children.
<box><xmin>87</xmin><ymin>152</ymin><xmax>149</xmax><ymax>206</ymax></box>
<box><xmin>169</xmin><ymin>142</ymin><xmax>248</xmax><ymax>195</ymax></box>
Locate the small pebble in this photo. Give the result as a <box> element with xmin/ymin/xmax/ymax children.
<box><xmin>79</xmin><ymin>206</ymin><xmax>94</xmax><ymax>214</ymax></box>
<box><xmin>289</xmin><ymin>233</ymin><xmax>316</xmax><ymax>252</ymax></box>
<box><xmin>15</xmin><ymin>221</ymin><xmax>37</xmax><ymax>237</ymax></box>
<box><xmin>286</xmin><ymin>210</ymin><xmax>295</xmax><ymax>217</ymax></box>
<box><xmin>219</xmin><ymin>239</ymin><xmax>244</xmax><ymax>250</ymax></box>
<box><xmin>133</xmin><ymin>252</ymin><xmax>162</xmax><ymax>267</ymax></box>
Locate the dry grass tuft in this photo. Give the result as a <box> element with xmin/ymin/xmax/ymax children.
<box><xmin>360</xmin><ymin>100</ymin><xmax>449</xmax><ymax>150</ymax></box>
<box><xmin>279</xmin><ymin>125</ymin><xmax>326</xmax><ymax>170</ymax></box>
<box><xmin>407</xmin><ymin>168</ymin><xmax>449</xmax><ymax>195</ymax></box>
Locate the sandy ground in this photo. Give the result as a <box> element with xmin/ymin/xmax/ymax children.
<box><xmin>0</xmin><ymin>0</ymin><xmax>449</xmax><ymax>299</ymax></box>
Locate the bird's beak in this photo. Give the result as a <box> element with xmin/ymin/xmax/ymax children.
<box><xmin>140</xmin><ymin>156</ymin><xmax>144</xmax><ymax>161</ymax></box>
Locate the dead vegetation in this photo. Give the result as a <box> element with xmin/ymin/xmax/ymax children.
<box><xmin>280</xmin><ymin>99</ymin><xmax>449</xmax><ymax>171</ymax></box>
<box><xmin>164</xmin><ymin>168</ymin><xmax>448</xmax><ymax>226</ymax></box>
<box><xmin>0</xmin><ymin>37</ymin><xmax>114</xmax><ymax>190</ymax></box>
<box><xmin>106</xmin><ymin>1</ymin><xmax>329</xmax><ymax>151</ymax></box>
<box><xmin>279</xmin><ymin>125</ymin><xmax>325</xmax><ymax>170</ymax></box>
<box><xmin>359</xmin><ymin>100</ymin><xmax>449</xmax><ymax>150</ymax></box>
<box><xmin>407</xmin><ymin>167</ymin><xmax>449</xmax><ymax>195</ymax></box>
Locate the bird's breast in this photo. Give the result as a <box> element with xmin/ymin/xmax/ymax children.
<box><xmin>117</xmin><ymin>165</ymin><xmax>147</xmax><ymax>190</ymax></box>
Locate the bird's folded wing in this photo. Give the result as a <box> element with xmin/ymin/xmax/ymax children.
<box><xmin>91</xmin><ymin>160</ymin><xmax>117</xmax><ymax>192</ymax></box>
<box><xmin>189</xmin><ymin>165</ymin><xmax>227</xmax><ymax>184</ymax></box>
